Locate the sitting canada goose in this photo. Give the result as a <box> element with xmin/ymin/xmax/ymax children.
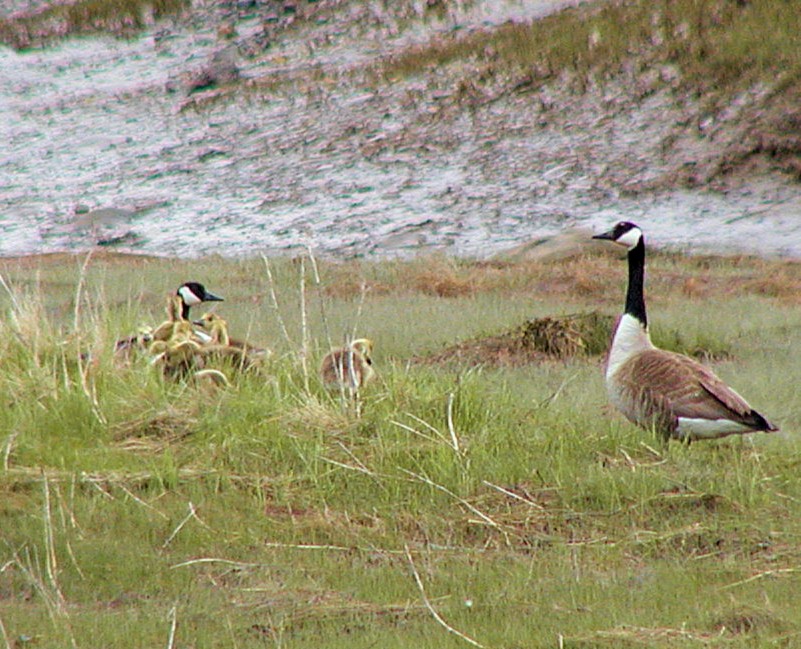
<box><xmin>592</xmin><ymin>221</ymin><xmax>777</xmax><ymax>441</ymax></box>
<box><xmin>115</xmin><ymin>282</ymin><xmax>223</xmax><ymax>354</ymax></box>
<box><xmin>320</xmin><ymin>338</ymin><xmax>375</xmax><ymax>392</ymax></box>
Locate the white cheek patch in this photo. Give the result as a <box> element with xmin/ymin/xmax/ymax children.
<box><xmin>616</xmin><ymin>227</ymin><xmax>642</xmax><ymax>250</ymax></box>
<box><xmin>178</xmin><ymin>286</ymin><xmax>201</xmax><ymax>306</ymax></box>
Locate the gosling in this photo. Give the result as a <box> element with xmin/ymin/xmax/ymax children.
<box><xmin>193</xmin><ymin>312</ymin><xmax>270</xmax><ymax>368</ymax></box>
<box><xmin>320</xmin><ymin>338</ymin><xmax>375</xmax><ymax>393</ymax></box>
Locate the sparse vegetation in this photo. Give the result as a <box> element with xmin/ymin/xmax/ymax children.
<box><xmin>0</xmin><ymin>0</ymin><xmax>188</xmax><ymax>49</ymax></box>
<box><xmin>380</xmin><ymin>0</ymin><xmax>801</xmax><ymax>95</ymax></box>
<box><xmin>0</xmin><ymin>250</ymin><xmax>799</xmax><ymax>647</ymax></box>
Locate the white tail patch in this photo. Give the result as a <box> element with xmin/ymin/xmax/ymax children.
<box><xmin>676</xmin><ymin>417</ymin><xmax>757</xmax><ymax>440</ymax></box>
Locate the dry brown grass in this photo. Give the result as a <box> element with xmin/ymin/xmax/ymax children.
<box><xmin>412</xmin><ymin>260</ymin><xmax>475</xmax><ymax>297</ymax></box>
<box><xmin>742</xmin><ymin>268</ymin><xmax>801</xmax><ymax>302</ymax></box>
<box><xmin>4</xmin><ymin>249</ymin><xmax>797</xmax><ymax>307</ymax></box>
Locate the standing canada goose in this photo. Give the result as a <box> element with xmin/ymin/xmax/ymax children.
<box><xmin>592</xmin><ymin>221</ymin><xmax>777</xmax><ymax>441</ymax></box>
<box><xmin>320</xmin><ymin>338</ymin><xmax>375</xmax><ymax>392</ymax></box>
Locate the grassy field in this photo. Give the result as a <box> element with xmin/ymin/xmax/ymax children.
<box><xmin>0</xmin><ymin>248</ymin><xmax>799</xmax><ymax>647</ymax></box>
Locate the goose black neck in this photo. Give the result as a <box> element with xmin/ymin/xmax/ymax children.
<box><xmin>180</xmin><ymin>302</ymin><xmax>190</xmax><ymax>320</ymax></box>
<box><xmin>625</xmin><ymin>237</ymin><xmax>647</xmax><ymax>327</ymax></box>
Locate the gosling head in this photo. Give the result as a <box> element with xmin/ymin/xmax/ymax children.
<box><xmin>350</xmin><ymin>338</ymin><xmax>374</xmax><ymax>361</ymax></box>
<box><xmin>193</xmin><ymin>312</ymin><xmax>230</xmax><ymax>346</ymax></box>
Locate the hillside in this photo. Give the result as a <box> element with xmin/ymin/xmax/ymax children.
<box><xmin>1</xmin><ymin>0</ymin><xmax>801</xmax><ymax>257</ymax></box>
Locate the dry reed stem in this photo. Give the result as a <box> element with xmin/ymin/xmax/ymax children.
<box><xmin>11</xmin><ymin>546</ymin><xmax>77</xmax><ymax>648</ymax></box>
<box><xmin>404</xmin><ymin>545</ymin><xmax>487</xmax><ymax>649</ymax></box>
<box><xmin>392</xmin><ymin>412</ymin><xmax>462</xmax><ymax>455</ymax></box>
<box><xmin>162</xmin><ymin>501</ymin><xmax>209</xmax><ymax>548</ymax></box>
<box><xmin>261</xmin><ymin>255</ymin><xmax>295</xmax><ymax>348</ymax></box>
<box><xmin>115</xmin><ymin>482</ymin><xmax>170</xmax><ymax>520</ymax></box>
<box><xmin>2</xmin><ymin>431</ymin><xmax>17</xmax><ymax>471</ymax></box>
<box><xmin>171</xmin><ymin>557</ymin><xmax>265</xmax><ymax>570</ymax></box>
<box><xmin>319</xmin><ymin>455</ymin><xmax>376</xmax><ymax>476</ymax></box>
<box><xmin>346</xmin><ymin>282</ymin><xmax>371</xmax><ymax>417</ymax></box>
<box><xmin>0</xmin><ymin>614</ymin><xmax>11</xmax><ymax>649</ymax></box>
<box><xmin>391</xmin><ymin>418</ymin><xmax>445</xmax><ymax>446</ymax></box>
<box><xmin>263</xmin><ymin>542</ymin><xmax>356</xmax><ymax>552</ymax></box>
<box><xmin>305</xmin><ymin>246</ymin><xmax>332</xmax><ymax>348</ymax></box>
<box><xmin>51</xmin><ymin>482</ymin><xmax>86</xmax><ymax>580</ymax></box>
<box><xmin>721</xmin><ymin>567</ymin><xmax>801</xmax><ymax>590</ymax></box>
<box><xmin>73</xmin><ymin>251</ymin><xmax>107</xmax><ymax>426</ymax></box>
<box><xmin>535</xmin><ymin>371</ymin><xmax>580</xmax><ymax>409</ymax></box>
<box><xmin>481</xmin><ymin>481</ymin><xmax>546</xmax><ymax>511</ymax></box>
<box><xmin>299</xmin><ymin>255</ymin><xmax>310</xmax><ymax>393</ymax></box>
<box><xmin>41</xmin><ymin>475</ymin><xmax>68</xmax><ymax>615</ymax></box>
<box><xmin>166</xmin><ymin>603</ymin><xmax>178</xmax><ymax>649</ymax></box>
<box><xmin>446</xmin><ymin>392</ymin><xmax>460</xmax><ymax>452</ymax></box>
<box><xmin>305</xmin><ymin>244</ymin><xmax>363</xmax><ymax>414</ymax></box>
<box><xmin>0</xmin><ymin>270</ymin><xmax>22</xmax><ymax>329</ymax></box>
<box><xmin>400</xmin><ymin>469</ymin><xmax>509</xmax><ymax>542</ymax></box>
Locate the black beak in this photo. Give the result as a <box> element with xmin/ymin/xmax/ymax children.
<box><xmin>592</xmin><ymin>230</ymin><xmax>615</xmax><ymax>241</ymax></box>
<box><xmin>203</xmin><ymin>291</ymin><xmax>224</xmax><ymax>302</ymax></box>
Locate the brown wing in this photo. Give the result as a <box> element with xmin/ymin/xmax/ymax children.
<box><xmin>621</xmin><ymin>349</ymin><xmax>772</xmax><ymax>430</ymax></box>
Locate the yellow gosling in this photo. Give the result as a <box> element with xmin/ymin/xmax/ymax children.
<box><xmin>320</xmin><ymin>338</ymin><xmax>375</xmax><ymax>392</ymax></box>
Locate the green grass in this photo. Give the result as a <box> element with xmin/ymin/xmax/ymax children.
<box><xmin>0</xmin><ymin>251</ymin><xmax>800</xmax><ymax>647</ymax></box>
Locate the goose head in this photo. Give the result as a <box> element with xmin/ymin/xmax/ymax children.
<box><xmin>176</xmin><ymin>282</ymin><xmax>224</xmax><ymax>319</ymax></box>
<box><xmin>592</xmin><ymin>221</ymin><xmax>643</xmax><ymax>250</ymax></box>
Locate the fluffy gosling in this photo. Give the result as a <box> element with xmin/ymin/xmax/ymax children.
<box><xmin>320</xmin><ymin>338</ymin><xmax>375</xmax><ymax>393</ymax></box>
<box><xmin>193</xmin><ymin>312</ymin><xmax>270</xmax><ymax>369</ymax></box>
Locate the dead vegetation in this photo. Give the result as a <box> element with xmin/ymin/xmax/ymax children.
<box><xmin>417</xmin><ymin>312</ymin><xmax>615</xmax><ymax>367</ymax></box>
<box><xmin>313</xmin><ymin>251</ymin><xmax>801</xmax><ymax>307</ymax></box>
